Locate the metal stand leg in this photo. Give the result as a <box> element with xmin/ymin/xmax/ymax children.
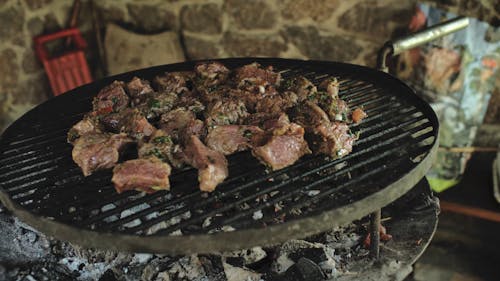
<box><xmin>370</xmin><ymin>209</ymin><xmax>381</xmax><ymax>259</ymax></box>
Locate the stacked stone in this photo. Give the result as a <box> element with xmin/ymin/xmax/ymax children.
<box><xmin>2</xmin><ymin>0</ymin><xmax>496</xmax><ymax>132</ymax></box>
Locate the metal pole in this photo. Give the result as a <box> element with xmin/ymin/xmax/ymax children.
<box><xmin>369</xmin><ymin>209</ymin><xmax>381</xmax><ymax>259</ymax></box>
<box><xmin>377</xmin><ymin>16</ymin><xmax>469</xmax><ymax>71</ymax></box>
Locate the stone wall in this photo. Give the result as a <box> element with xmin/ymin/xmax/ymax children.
<box><xmin>0</xmin><ymin>0</ymin><xmax>418</xmax><ymax>133</ymax></box>
<box><xmin>0</xmin><ymin>0</ymin><xmax>497</xmax><ymax>133</ymax></box>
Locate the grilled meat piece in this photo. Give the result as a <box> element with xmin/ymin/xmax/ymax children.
<box><xmin>92</xmin><ymin>81</ymin><xmax>129</xmax><ymax>113</ymax></box>
<box><xmin>135</xmin><ymin>91</ymin><xmax>178</xmax><ymax>119</ymax></box>
<box><xmin>154</xmin><ymin>71</ymin><xmax>194</xmax><ymax>94</ymax></box>
<box><xmin>234</xmin><ymin>63</ymin><xmax>281</xmax><ymax>90</ymax></box>
<box><xmin>194</xmin><ymin>62</ymin><xmax>230</xmax><ymax>88</ymax></box>
<box><xmin>126</xmin><ymin>77</ymin><xmax>154</xmax><ymax>104</ymax></box>
<box><xmin>205</xmin><ymin>98</ymin><xmax>249</xmax><ymax>127</ymax></box>
<box><xmin>67</xmin><ymin>114</ymin><xmax>102</xmax><ymax>143</ymax></box>
<box><xmin>112</xmin><ymin>157</ymin><xmax>172</xmax><ymax>193</ymax></box>
<box><xmin>100</xmin><ymin>108</ymin><xmax>155</xmax><ymax>140</ymax></box>
<box><xmin>182</xmin><ymin>135</ymin><xmax>228</xmax><ymax>192</ymax></box>
<box><xmin>352</xmin><ymin>107</ymin><xmax>367</xmax><ymax>123</ymax></box>
<box><xmin>205</xmin><ymin>125</ymin><xmax>266</xmax><ymax>155</ymax></box>
<box><xmin>252</xmin><ymin>120</ymin><xmax>311</xmax><ymax>170</ymax></box>
<box><xmin>255</xmin><ymin>91</ymin><xmax>298</xmax><ymax>114</ymax></box>
<box><xmin>174</xmin><ymin>90</ymin><xmax>205</xmax><ymax>114</ymax></box>
<box><xmin>311</xmin><ymin>122</ymin><xmax>356</xmax><ymax>158</ymax></box>
<box><xmin>138</xmin><ymin>129</ymin><xmax>173</xmax><ymax>161</ymax></box>
<box><xmin>159</xmin><ymin>108</ymin><xmax>197</xmax><ymax>140</ymax></box>
<box><xmin>283</xmin><ymin>76</ymin><xmax>317</xmax><ymax>102</ymax></box>
<box><xmin>72</xmin><ymin>133</ymin><xmax>133</xmax><ymax>176</ymax></box>
<box><xmin>292</xmin><ymin>102</ymin><xmax>356</xmax><ymax>158</ymax></box>
<box><xmin>318</xmin><ymin>77</ymin><xmax>340</xmax><ymax>99</ymax></box>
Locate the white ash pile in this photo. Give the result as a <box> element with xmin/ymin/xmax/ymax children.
<box><xmin>0</xmin><ymin>208</ymin><xmax>375</xmax><ymax>281</ymax></box>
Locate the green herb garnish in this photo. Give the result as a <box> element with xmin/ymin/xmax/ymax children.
<box><xmin>243</xmin><ymin>129</ymin><xmax>253</xmax><ymax>139</ymax></box>
<box><xmin>153</xmin><ymin>135</ymin><xmax>171</xmax><ymax>144</ymax></box>
<box><xmin>149</xmin><ymin>99</ymin><xmax>161</xmax><ymax>108</ymax></box>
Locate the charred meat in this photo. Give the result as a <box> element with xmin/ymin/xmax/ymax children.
<box><xmin>92</xmin><ymin>81</ymin><xmax>129</xmax><ymax>113</ymax></box>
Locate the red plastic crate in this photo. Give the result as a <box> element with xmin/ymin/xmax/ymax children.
<box><xmin>35</xmin><ymin>28</ymin><xmax>92</xmax><ymax>96</ymax></box>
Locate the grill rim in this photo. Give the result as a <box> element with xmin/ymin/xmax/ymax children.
<box><xmin>0</xmin><ymin>57</ymin><xmax>439</xmax><ymax>254</ymax></box>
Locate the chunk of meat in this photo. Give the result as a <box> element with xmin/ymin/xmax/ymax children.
<box><xmin>205</xmin><ymin>125</ymin><xmax>266</xmax><ymax>155</ymax></box>
<box><xmin>135</xmin><ymin>91</ymin><xmax>178</xmax><ymax>119</ymax></box>
<box><xmin>154</xmin><ymin>71</ymin><xmax>194</xmax><ymax>94</ymax></box>
<box><xmin>352</xmin><ymin>107</ymin><xmax>367</xmax><ymax>123</ymax></box>
<box><xmin>159</xmin><ymin>108</ymin><xmax>196</xmax><ymax>140</ymax></box>
<box><xmin>67</xmin><ymin>114</ymin><xmax>101</xmax><ymax>143</ymax></box>
<box><xmin>311</xmin><ymin>122</ymin><xmax>357</xmax><ymax>158</ymax></box>
<box><xmin>112</xmin><ymin>158</ymin><xmax>172</xmax><ymax>193</ymax></box>
<box><xmin>205</xmin><ymin>98</ymin><xmax>249</xmax><ymax>127</ymax></box>
<box><xmin>183</xmin><ymin>136</ymin><xmax>228</xmax><ymax>192</ymax></box>
<box><xmin>126</xmin><ymin>77</ymin><xmax>154</xmax><ymax>101</ymax></box>
<box><xmin>194</xmin><ymin>62</ymin><xmax>230</xmax><ymax>87</ymax></box>
<box><xmin>234</xmin><ymin>63</ymin><xmax>281</xmax><ymax>90</ymax></box>
<box><xmin>72</xmin><ymin>133</ymin><xmax>133</xmax><ymax>176</ymax></box>
<box><xmin>252</xmin><ymin>122</ymin><xmax>311</xmax><ymax>170</ymax></box>
<box><xmin>174</xmin><ymin>90</ymin><xmax>205</xmax><ymax>114</ymax></box>
<box><xmin>283</xmin><ymin>76</ymin><xmax>317</xmax><ymax>102</ymax></box>
<box><xmin>318</xmin><ymin>77</ymin><xmax>340</xmax><ymax>99</ymax></box>
<box><xmin>292</xmin><ymin>102</ymin><xmax>356</xmax><ymax>158</ymax></box>
<box><xmin>100</xmin><ymin>108</ymin><xmax>155</xmax><ymax>140</ymax></box>
<box><xmin>138</xmin><ymin>129</ymin><xmax>173</xmax><ymax>162</ymax></box>
<box><xmin>255</xmin><ymin>91</ymin><xmax>298</xmax><ymax>113</ymax></box>
<box><xmin>92</xmin><ymin>81</ymin><xmax>129</xmax><ymax>113</ymax></box>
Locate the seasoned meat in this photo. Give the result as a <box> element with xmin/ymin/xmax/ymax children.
<box><xmin>252</xmin><ymin>122</ymin><xmax>311</xmax><ymax>170</ymax></box>
<box><xmin>92</xmin><ymin>81</ymin><xmax>129</xmax><ymax>113</ymax></box>
<box><xmin>183</xmin><ymin>135</ymin><xmax>228</xmax><ymax>192</ymax></box>
<box><xmin>67</xmin><ymin>114</ymin><xmax>101</xmax><ymax>143</ymax></box>
<box><xmin>159</xmin><ymin>108</ymin><xmax>196</xmax><ymax>140</ymax></box>
<box><xmin>154</xmin><ymin>71</ymin><xmax>194</xmax><ymax>94</ymax></box>
<box><xmin>318</xmin><ymin>77</ymin><xmax>340</xmax><ymax>99</ymax></box>
<box><xmin>311</xmin><ymin>122</ymin><xmax>357</xmax><ymax>158</ymax></box>
<box><xmin>205</xmin><ymin>125</ymin><xmax>266</xmax><ymax>155</ymax></box>
<box><xmin>205</xmin><ymin>98</ymin><xmax>249</xmax><ymax>127</ymax></box>
<box><xmin>100</xmin><ymin>108</ymin><xmax>155</xmax><ymax>140</ymax></box>
<box><xmin>194</xmin><ymin>62</ymin><xmax>230</xmax><ymax>87</ymax></box>
<box><xmin>138</xmin><ymin>129</ymin><xmax>173</xmax><ymax>162</ymax></box>
<box><xmin>126</xmin><ymin>77</ymin><xmax>154</xmax><ymax>103</ymax></box>
<box><xmin>292</xmin><ymin>102</ymin><xmax>356</xmax><ymax>158</ymax></box>
<box><xmin>234</xmin><ymin>63</ymin><xmax>281</xmax><ymax>90</ymax></box>
<box><xmin>255</xmin><ymin>91</ymin><xmax>298</xmax><ymax>113</ymax></box>
<box><xmin>135</xmin><ymin>91</ymin><xmax>178</xmax><ymax>119</ymax></box>
<box><xmin>72</xmin><ymin>133</ymin><xmax>133</xmax><ymax>176</ymax></box>
<box><xmin>283</xmin><ymin>76</ymin><xmax>317</xmax><ymax>102</ymax></box>
<box><xmin>174</xmin><ymin>90</ymin><xmax>205</xmax><ymax>114</ymax></box>
<box><xmin>352</xmin><ymin>107</ymin><xmax>367</xmax><ymax>123</ymax></box>
<box><xmin>112</xmin><ymin>158</ymin><xmax>171</xmax><ymax>193</ymax></box>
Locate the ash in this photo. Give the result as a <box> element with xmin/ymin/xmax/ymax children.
<box><xmin>0</xmin><ymin>209</ymin><xmax>373</xmax><ymax>281</ymax></box>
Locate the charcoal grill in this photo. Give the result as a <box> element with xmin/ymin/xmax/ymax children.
<box><xmin>0</xmin><ymin>17</ymin><xmax>468</xmax><ymax>256</ymax></box>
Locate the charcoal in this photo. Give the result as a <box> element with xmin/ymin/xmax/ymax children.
<box><xmin>281</xmin><ymin>257</ymin><xmax>326</xmax><ymax>281</ymax></box>
<box><xmin>98</xmin><ymin>269</ymin><xmax>117</xmax><ymax>281</ymax></box>
<box><xmin>199</xmin><ymin>255</ymin><xmax>226</xmax><ymax>280</ymax></box>
<box><xmin>271</xmin><ymin>240</ymin><xmax>335</xmax><ymax>274</ymax></box>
